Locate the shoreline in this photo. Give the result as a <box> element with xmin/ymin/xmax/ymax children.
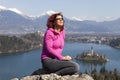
<box><xmin>0</xmin><ymin>46</ymin><xmax>42</xmax><ymax>55</ymax></box>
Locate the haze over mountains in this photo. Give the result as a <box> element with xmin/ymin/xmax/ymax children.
<box><xmin>0</xmin><ymin>6</ymin><xmax>120</xmax><ymax>35</ymax></box>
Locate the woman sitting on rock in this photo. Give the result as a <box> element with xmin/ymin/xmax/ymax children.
<box><xmin>41</xmin><ymin>12</ymin><xmax>79</xmax><ymax>75</ymax></box>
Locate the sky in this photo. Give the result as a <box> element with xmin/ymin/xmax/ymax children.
<box><xmin>0</xmin><ymin>0</ymin><xmax>120</xmax><ymax>21</ymax></box>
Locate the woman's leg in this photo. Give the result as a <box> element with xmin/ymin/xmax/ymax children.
<box><xmin>42</xmin><ymin>58</ymin><xmax>80</xmax><ymax>75</ymax></box>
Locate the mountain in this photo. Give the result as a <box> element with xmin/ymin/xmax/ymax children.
<box><xmin>0</xmin><ymin>6</ymin><xmax>120</xmax><ymax>35</ymax></box>
<box><xmin>0</xmin><ymin>6</ymin><xmax>37</xmax><ymax>34</ymax></box>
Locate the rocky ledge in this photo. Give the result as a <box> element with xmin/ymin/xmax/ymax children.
<box><xmin>11</xmin><ymin>73</ymin><xmax>94</xmax><ymax>80</ymax></box>
<box><xmin>11</xmin><ymin>68</ymin><xmax>94</xmax><ymax>80</ymax></box>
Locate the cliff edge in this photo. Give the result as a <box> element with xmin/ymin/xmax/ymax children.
<box><xmin>11</xmin><ymin>73</ymin><xmax>94</xmax><ymax>80</ymax></box>
<box><xmin>11</xmin><ymin>68</ymin><xmax>94</xmax><ymax>80</ymax></box>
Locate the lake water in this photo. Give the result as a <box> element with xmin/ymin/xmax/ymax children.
<box><xmin>0</xmin><ymin>42</ymin><xmax>120</xmax><ymax>80</ymax></box>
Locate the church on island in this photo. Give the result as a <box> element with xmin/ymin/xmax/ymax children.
<box><xmin>76</xmin><ymin>47</ymin><xmax>109</xmax><ymax>62</ymax></box>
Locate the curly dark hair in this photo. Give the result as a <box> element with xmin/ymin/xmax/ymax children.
<box><xmin>46</xmin><ymin>12</ymin><xmax>64</xmax><ymax>29</ymax></box>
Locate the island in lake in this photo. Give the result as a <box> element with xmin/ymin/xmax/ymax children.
<box><xmin>76</xmin><ymin>47</ymin><xmax>109</xmax><ymax>62</ymax></box>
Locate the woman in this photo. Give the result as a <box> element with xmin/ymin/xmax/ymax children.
<box><xmin>41</xmin><ymin>12</ymin><xmax>79</xmax><ymax>75</ymax></box>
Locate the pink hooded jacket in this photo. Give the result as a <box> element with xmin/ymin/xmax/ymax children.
<box><xmin>41</xmin><ymin>28</ymin><xmax>65</xmax><ymax>60</ymax></box>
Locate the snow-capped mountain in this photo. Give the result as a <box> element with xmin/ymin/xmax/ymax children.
<box><xmin>0</xmin><ymin>6</ymin><xmax>26</xmax><ymax>16</ymax></box>
<box><xmin>0</xmin><ymin>5</ymin><xmax>120</xmax><ymax>35</ymax></box>
<box><xmin>0</xmin><ymin>6</ymin><xmax>7</xmax><ymax>10</ymax></box>
<box><xmin>70</xmin><ymin>17</ymin><xmax>82</xmax><ymax>21</ymax></box>
<box><xmin>41</xmin><ymin>10</ymin><xmax>58</xmax><ymax>16</ymax></box>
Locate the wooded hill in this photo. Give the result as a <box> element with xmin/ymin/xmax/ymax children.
<box><xmin>0</xmin><ymin>32</ymin><xmax>43</xmax><ymax>54</ymax></box>
<box><xmin>109</xmin><ymin>38</ymin><xmax>120</xmax><ymax>48</ymax></box>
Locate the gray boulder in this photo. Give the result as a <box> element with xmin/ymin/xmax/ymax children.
<box><xmin>11</xmin><ymin>69</ymin><xmax>94</xmax><ymax>80</ymax></box>
<box><xmin>12</xmin><ymin>73</ymin><xmax>94</xmax><ymax>80</ymax></box>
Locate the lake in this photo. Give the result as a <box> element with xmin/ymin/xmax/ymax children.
<box><xmin>0</xmin><ymin>42</ymin><xmax>120</xmax><ymax>80</ymax></box>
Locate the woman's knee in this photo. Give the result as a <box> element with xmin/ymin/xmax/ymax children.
<box><xmin>71</xmin><ymin>61</ymin><xmax>80</xmax><ymax>72</ymax></box>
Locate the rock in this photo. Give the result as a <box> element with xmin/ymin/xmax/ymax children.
<box><xmin>11</xmin><ymin>68</ymin><xmax>94</xmax><ymax>80</ymax></box>
<box><xmin>31</xmin><ymin>68</ymin><xmax>50</xmax><ymax>75</ymax></box>
<box><xmin>20</xmin><ymin>75</ymin><xmax>40</xmax><ymax>80</ymax></box>
<box><xmin>11</xmin><ymin>78</ymin><xmax>19</xmax><ymax>80</ymax></box>
<box><xmin>11</xmin><ymin>73</ymin><xmax>94</xmax><ymax>80</ymax></box>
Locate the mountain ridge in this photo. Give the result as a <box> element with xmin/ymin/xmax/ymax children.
<box><xmin>0</xmin><ymin>6</ymin><xmax>120</xmax><ymax>35</ymax></box>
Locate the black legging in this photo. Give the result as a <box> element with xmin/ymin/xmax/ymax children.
<box><xmin>42</xmin><ymin>58</ymin><xmax>80</xmax><ymax>75</ymax></box>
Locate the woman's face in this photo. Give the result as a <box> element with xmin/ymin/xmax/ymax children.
<box><xmin>54</xmin><ymin>15</ymin><xmax>64</xmax><ymax>27</ymax></box>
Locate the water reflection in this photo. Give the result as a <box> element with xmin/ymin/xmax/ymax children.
<box><xmin>76</xmin><ymin>60</ymin><xmax>107</xmax><ymax>73</ymax></box>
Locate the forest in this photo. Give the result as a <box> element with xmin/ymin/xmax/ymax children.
<box><xmin>0</xmin><ymin>32</ymin><xmax>43</xmax><ymax>54</ymax></box>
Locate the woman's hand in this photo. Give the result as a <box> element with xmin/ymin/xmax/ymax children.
<box><xmin>62</xmin><ymin>55</ymin><xmax>72</xmax><ymax>60</ymax></box>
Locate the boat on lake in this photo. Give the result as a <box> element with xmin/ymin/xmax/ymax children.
<box><xmin>76</xmin><ymin>47</ymin><xmax>109</xmax><ymax>62</ymax></box>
